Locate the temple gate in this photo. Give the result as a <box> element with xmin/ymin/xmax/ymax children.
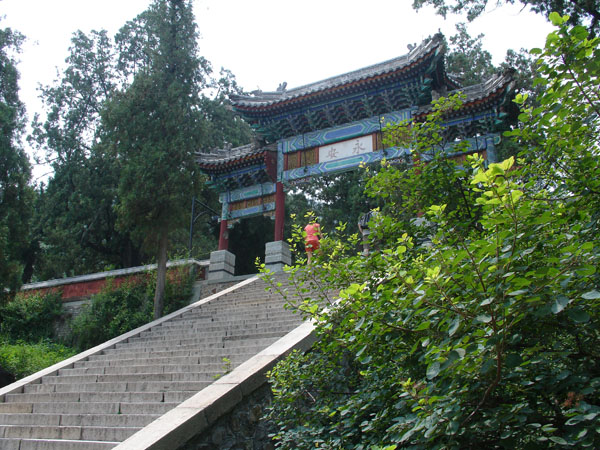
<box><xmin>196</xmin><ymin>34</ymin><xmax>516</xmax><ymax>278</ymax></box>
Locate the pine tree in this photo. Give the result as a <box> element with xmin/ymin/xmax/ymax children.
<box><xmin>0</xmin><ymin>24</ymin><xmax>33</xmax><ymax>301</ymax></box>
<box><xmin>102</xmin><ymin>0</ymin><xmax>207</xmax><ymax>318</ymax></box>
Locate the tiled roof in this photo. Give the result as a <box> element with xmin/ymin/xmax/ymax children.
<box><xmin>195</xmin><ymin>143</ymin><xmax>276</xmax><ymax>172</ymax></box>
<box><xmin>416</xmin><ymin>69</ymin><xmax>516</xmax><ymax>118</ymax></box>
<box><xmin>231</xmin><ymin>34</ymin><xmax>447</xmax><ymax>110</ymax></box>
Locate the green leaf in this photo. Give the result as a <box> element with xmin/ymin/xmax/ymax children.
<box><xmin>568</xmin><ymin>308</ymin><xmax>590</xmax><ymax>323</ymax></box>
<box><xmin>480</xmin><ymin>297</ymin><xmax>494</xmax><ymax>306</ymax></box>
<box><xmin>448</xmin><ymin>348</ymin><xmax>465</xmax><ymax>362</ymax></box>
<box><xmin>508</xmin><ymin>289</ymin><xmax>528</xmax><ymax>297</ymax></box>
<box><xmin>448</xmin><ymin>317</ymin><xmax>460</xmax><ymax>336</ymax></box>
<box><xmin>582</xmin><ymin>290</ymin><xmax>600</xmax><ymax>300</ymax></box>
<box><xmin>427</xmin><ymin>361</ymin><xmax>441</xmax><ymax>379</ymax></box>
<box><xmin>415</xmin><ymin>320</ymin><xmax>431</xmax><ymax>331</ymax></box>
<box><xmin>356</xmin><ymin>345</ymin><xmax>367</xmax><ymax>358</ymax></box>
<box><xmin>549</xmin><ymin>436</ymin><xmax>568</xmax><ymax>445</ymax></box>
<box><xmin>475</xmin><ymin>314</ymin><xmax>492</xmax><ymax>323</ymax></box>
<box><xmin>549</xmin><ymin>12</ymin><xmax>564</xmax><ymax>25</ymax></box>
<box><xmin>505</xmin><ymin>353</ymin><xmax>522</xmax><ymax>368</ymax></box>
<box><xmin>551</xmin><ymin>296</ymin><xmax>570</xmax><ymax>314</ymax></box>
<box><xmin>510</xmin><ymin>189</ymin><xmax>523</xmax><ymax>204</ymax></box>
<box><xmin>359</xmin><ymin>355</ymin><xmax>372</xmax><ymax>364</ymax></box>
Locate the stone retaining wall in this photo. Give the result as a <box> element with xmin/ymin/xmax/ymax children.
<box><xmin>180</xmin><ymin>383</ymin><xmax>275</xmax><ymax>450</ymax></box>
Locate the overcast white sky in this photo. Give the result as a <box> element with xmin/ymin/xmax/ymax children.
<box><xmin>2</xmin><ymin>0</ymin><xmax>553</xmax><ymax>178</ymax></box>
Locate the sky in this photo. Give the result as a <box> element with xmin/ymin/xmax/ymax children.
<box><xmin>2</xmin><ymin>0</ymin><xmax>554</xmax><ymax>179</ymax></box>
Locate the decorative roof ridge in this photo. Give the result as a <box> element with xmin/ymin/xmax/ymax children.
<box><xmin>416</xmin><ymin>69</ymin><xmax>515</xmax><ymax>118</ymax></box>
<box><xmin>195</xmin><ymin>142</ymin><xmax>276</xmax><ymax>165</ymax></box>
<box><xmin>230</xmin><ymin>34</ymin><xmax>445</xmax><ymax>107</ymax></box>
<box><xmin>448</xmin><ymin>68</ymin><xmax>515</xmax><ymax>100</ymax></box>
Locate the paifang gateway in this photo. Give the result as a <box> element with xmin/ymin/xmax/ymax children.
<box><xmin>195</xmin><ymin>33</ymin><xmax>517</xmax><ymax>251</ymax></box>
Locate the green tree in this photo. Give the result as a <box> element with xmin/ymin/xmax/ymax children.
<box><xmin>30</xmin><ymin>30</ymin><xmax>145</xmax><ymax>280</ymax></box>
<box><xmin>101</xmin><ymin>0</ymin><xmax>207</xmax><ymax>318</ymax></box>
<box><xmin>31</xmin><ymin>23</ymin><xmax>252</xmax><ymax>280</ymax></box>
<box><xmin>285</xmin><ymin>170</ymin><xmax>375</xmax><ymax>244</ymax></box>
<box><xmin>508</xmin><ymin>13</ymin><xmax>600</xmax><ymax>217</ymax></box>
<box><xmin>0</xmin><ymin>23</ymin><xmax>33</xmax><ymax>300</ymax></box>
<box><xmin>266</xmin><ymin>15</ymin><xmax>600</xmax><ymax>449</ymax></box>
<box><xmin>446</xmin><ymin>22</ymin><xmax>495</xmax><ymax>85</ymax></box>
<box><xmin>412</xmin><ymin>0</ymin><xmax>600</xmax><ymax>36</ymax></box>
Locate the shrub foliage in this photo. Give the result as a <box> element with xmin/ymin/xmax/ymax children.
<box><xmin>0</xmin><ymin>339</ymin><xmax>76</xmax><ymax>380</ymax></box>
<box><xmin>0</xmin><ymin>291</ymin><xmax>63</xmax><ymax>342</ymax></box>
<box><xmin>266</xmin><ymin>15</ymin><xmax>600</xmax><ymax>449</ymax></box>
<box><xmin>69</xmin><ymin>267</ymin><xmax>195</xmax><ymax>350</ymax></box>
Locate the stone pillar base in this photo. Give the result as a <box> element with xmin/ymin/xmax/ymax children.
<box><xmin>265</xmin><ymin>241</ymin><xmax>291</xmax><ymax>272</ymax></box>
<box><xmin>208</xmin><ymin>250</ymin><xmax>236</xmax><ymax>280</ymax></box>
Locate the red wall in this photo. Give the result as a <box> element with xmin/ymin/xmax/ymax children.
<box><xmin>23</xmin><ymin>265</ymin><xmax>205</xmax><ymax>302</ymax></box>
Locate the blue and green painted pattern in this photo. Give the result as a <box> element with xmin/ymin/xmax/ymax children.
<box><xmin>219</xmin><ymin>182</ymin><xmax>276</xmax><ymax>203</ymax></box>
<box><xmin>282</xmin><ymin>132</ymin><xmax>500</xmax><ymax>182</ymax></box>
<box><xmin>278</xmin><ymin>108</ymin><xmax>414</xmax><ymax>153</ymax></box>
<box><xmin>444</xmin><ymin>111</ymin><xmax>497</xmax><ymax>127</ymax></box>
<box><xmin>229</xmin><ymin>202</ymin><xmax>275</xmax><ymax>220</ymax></box>
<box><xmin>283</xmin><ymin>147</ymin><xmax>410</xmax><ymax>182</ymax></box>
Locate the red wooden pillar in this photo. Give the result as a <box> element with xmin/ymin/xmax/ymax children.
<box><xmin>274</xmin><ymin>182</ymin><xmax>285</xmax><ymax>241</ymax></box>
<box><xmin>218</xmin><ymin>219</ymin><xmax>229</xmax><ymax>250</ymax></box>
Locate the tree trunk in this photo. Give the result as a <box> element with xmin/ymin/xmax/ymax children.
<box><xmin>153</xmin><ymin>230</ymin><xmax>169</xmax><ymax>320</ymax></box>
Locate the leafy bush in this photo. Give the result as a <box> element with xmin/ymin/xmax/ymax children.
<box><xmin>0</xmin><ymin>291</ymin><xmax>63</xmax><ymax>342</ymax></box>
<box><xmin>69</xmin><ymin>267</ymin><xmax>194</xmax><ymax>350</ymax></box>
<box><xmin>265</xmin><ymin>17</ymin><xmax>600</xmax><ymax>449</ymax></box>
<box><xmin>0</xmin><ymin>339</ymin><xmax>76</xmax><ymax>380</ymax></box>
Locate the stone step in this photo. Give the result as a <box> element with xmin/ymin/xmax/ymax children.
<box><xmin>161</xmin><ymin>315</ymin><xmax>301</xmax><ymax>328</ymax></box>
<box><xmin>223</xmin><ymin>330</ymin><xmax>290</xmax><ymax>342</ymax></box>
<box><xmin>4</xmin><ymin>393</ymin><xmax>80</xmax><ymax>404</ymax></box>
<box><xmin>74</xmin><ymin>354</ymin><xmax>243</xmax><ymax>369</ymax></box>
<box><xmin>41</xmin><ymin>372</ymin><xmax>217</xmax><ymax>385</ymax></box>
<box><xmin>176</xmin><ymin>308</ymin><xmax>293</xmax><ymax>321</ymax></box>
<box><xmin>0</xmin><ymin>414</ymin><xmax>61</xmax><ymax>426</ymax></box>
<box><xmin>122</xmin><ymin>335</ymin><xmax>225</xmax><ymax>346</ymax></box>
<box><xmin>141</xmin><ymin>316</ymin><xmax>296</xmax><ymax>332</ymax></box>
<box><xmin>144</xmin><ymin>317</ymin><xmax>301</xmax><ymax>334</ymax></box>
<box><xmin>4</xmin><ymin>391</ymin><xmax>193</xmax><ymax>404</ymax></box>
<box><xmin>0</xmin><ymin>413</ymin><xmax>159</xmax><ymax>428</ymax></box>
<box><xmin>89</xmin><ymin>344</ymin><xmax>265</xmax><ymax>360</ymax></box>
<box><xmin>194</xmin><ymin>299</ymin><xmax>290</xmax><ymax>308</ymax></box>
<box><xmin>58</xmin><ymin>363</ymin><xmax>224</xmax><ymax>377</ymax></box>
<box><xmin>0</xmin><ymin>438</ymin><xmax>118</xmax><ymax>450</ymax></box>
<box><xmin>223</xmin><ymin>336</ymin><xmax>280</xmax><ymax>349</ymax></box>
<box><xmin>114</xmin><ymin>337</ymin><xmax>221</xmax><ymax>349</ymax></box>
<box><xmin>62</xmin><ymin>414</ymin><xmax>159</xmax><ymax>428</ymax></box>
<box><xmin>112</xmin><ymin>335</ymin><xmax>278</xmax><ymax>351</ymax></box>
<box><xmin>24</xmin><ymin>380</ymin><xmax>212</xmax><ymax>394</ymax></box>
<box><xmin>139</xmin><ymin>326</ymin><xmax>292</xmax><ymax>342</ymax></box>
<box><xmin>127</xmin><ymin>324</ymin><xmax>297</xmax><ymax>344</ymax></box>
<box><xmin>72</xmin><ymin>357</ymin><xmax>246</xmax><ymax>374</ymax></box>
<box><xmin>10</xmin><ymin>401</ymin><xmax>179</xmax><ymax>416</ymax></box>
<box><xmin>182</xmin><ymin>300</ymin><xmax>291</xmax><ymax>311</ymax></box>
<box><xmin>0</xmin><ymin>424</ymin><xmax>140</xmax><ymax>441</ymax></box>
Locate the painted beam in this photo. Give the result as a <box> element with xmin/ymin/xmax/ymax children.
<box><xmin>282</xmin><ymin>133</ymin><xmax>500</xmax><ymax>182</ymax></box>
<box><xmin>229</xmin><ymin>202</ymin><xmax>276</xmax><ymax>220</ymax></box>
<box><xmin>279</xmin><ymin>108</ymin><xmax>414</xmax><ymax>153</ymax></box>
<box><xmin>219</xmin><ymin>182</ymin><xmax>277</xmax><ymax>203</ymax></box>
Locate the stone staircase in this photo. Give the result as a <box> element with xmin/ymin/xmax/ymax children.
<box><xmin>0</xmin><ymin>275</ymin><xmax>305</xmax><ymax>449</ymax></box>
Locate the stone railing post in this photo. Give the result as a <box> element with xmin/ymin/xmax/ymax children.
<box><xmin>264</xmin><ymin>241</ymin><xmax>291</xmax><ymax>273</ymax></box>
<box><xmin>208</xmin><ymin>250</ymin><xmax>236</xmax><ymax>280</ymax></box>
